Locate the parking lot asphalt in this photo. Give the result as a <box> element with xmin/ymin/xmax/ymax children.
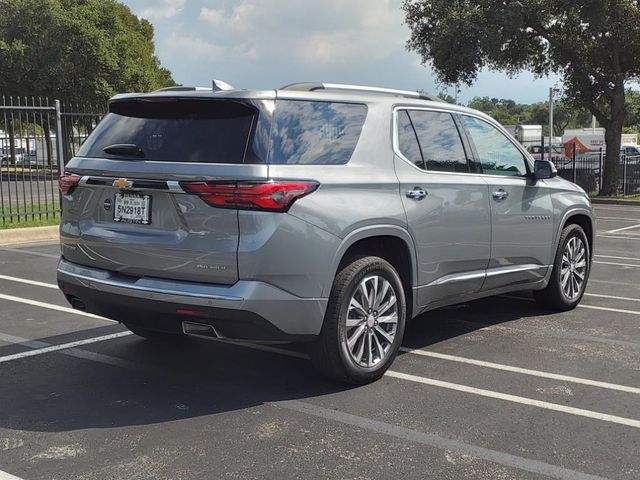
<box><xmin>1</xmin><ymin>204</ymin><xmax>640</xmax><ymax>480</ymax></box>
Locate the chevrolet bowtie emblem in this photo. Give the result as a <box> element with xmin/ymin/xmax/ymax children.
<box><xmin>113</xmin><ymin>178</ymin><xmax>133</xmax><ymax>189</ymax></box>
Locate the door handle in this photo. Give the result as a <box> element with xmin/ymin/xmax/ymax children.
<box><xmin>406</xmin><ymin>187</ymin><xmax>427</xmax><ymax>200</ymax></box>
<box><xmin>492</xmin><ymin>189</ymin><xmax>509</xmax><ymax>200</ymax></box>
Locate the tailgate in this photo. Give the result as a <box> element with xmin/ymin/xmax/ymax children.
<box><xmin>60</xmin><ymin>96</ymin><xmax>273</xmax><ymax>285</ymax></box>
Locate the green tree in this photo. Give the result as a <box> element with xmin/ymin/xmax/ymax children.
<box><xmin>403</xmin><ymin>0</ymin><xmax>640</xmax><ymax>195</ymax></box>
<box><xmin>436</xmin><ymin>91</ymin><xmax>458</xmax><ymax>104</ymax></box>
<box><xmin>0</xmin><ymin>0</ymin><xmax>175</xmax><ymax>103</ymax></box>
<box><xmin>526</xmin><ymin>102</ymin><xmax>592</xmax><ymax>136</ymax></box>
<box><xmin>0</xmin><ymin>0</ymin><xmax>175</xmax><ymax>163</ymax></box>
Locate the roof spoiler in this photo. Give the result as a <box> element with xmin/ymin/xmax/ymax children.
<box><xmin>152</xmin><ymin>79</ymin><xmax>236</xmax><ymax>93</ymax></box>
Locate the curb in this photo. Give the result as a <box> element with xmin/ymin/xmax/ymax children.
<box><xmin>590</xmin><ymin>198</ymin><xmax>640</xmax><ymax>206</ymax></box>
<box><xmin>0</xmin><ymin>226</ymin><xmax>59</xmax><ymax>246</ymax></box>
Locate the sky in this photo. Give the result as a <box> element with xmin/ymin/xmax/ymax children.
<box><xmin>121</xmin><ymin>0</ymin><xmax>560</xmax><ymax>105</ymax></box>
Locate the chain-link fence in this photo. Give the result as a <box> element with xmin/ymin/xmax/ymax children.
<box><xmin>0</xmin><ymin>96</ymin><xmax>105</xmax><ymax>226</ymax></box>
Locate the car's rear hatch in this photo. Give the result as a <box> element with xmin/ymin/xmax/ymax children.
<box><xmin>60</xmin><ymin>93</ymin><xmax>274</xmax><ymax>285</ymax></box>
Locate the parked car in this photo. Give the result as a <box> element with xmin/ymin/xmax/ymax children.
<box><xmin>622</xmin><ymin>144</ymin><xmax>640</xmax><ymax>158</ymax></box>
<box><xmin>18</xmin><ymin>149</ymin><xmax>38</xmax><ymax>166</ymax></box>
<box><xmin>527</xmin><ymin>144</ymin><xmax>570</xmax><ymax>166</ymax></box>
<box><xmin>57</xmin><ymin>82</ymin><xmax>595</xmax><ymax>384</ymax></box>
<box><xmin>1</xmin><ymin>148</ymin><xmax>19</xmax><ymax>165</ymax></box>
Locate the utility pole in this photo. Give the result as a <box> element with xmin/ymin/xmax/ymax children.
<box><xmin>548</xmin><ymin>87</ymin><xmax>554</xmax><ymax>162</ymax></box>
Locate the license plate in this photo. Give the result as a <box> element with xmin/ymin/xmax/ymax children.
<box><xmin>113</xmin><ymin>193</ymin><xmax>151</xmax><ymax>225</ymax></box>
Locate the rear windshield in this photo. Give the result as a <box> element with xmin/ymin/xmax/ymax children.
<box><xmin>270</xmin><ymin>100</ymin><xmax>367</xmax><ymax>164</ymax></box>
<box><xmin>77</xmin><ymin>99</ymin><xmax>259</xmax><ymax>164</ymax></box>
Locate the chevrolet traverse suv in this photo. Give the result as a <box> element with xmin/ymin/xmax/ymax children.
<box><xmin>57</xmin><ymin>82</ymin><xmax>594</xmax><ymax>384</ymax></box>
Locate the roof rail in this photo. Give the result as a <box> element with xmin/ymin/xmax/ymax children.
<box><xmin>279</xmin><ymin>82</ymin><xmax>440</xmax><ymax>101</ymax></box>
<box><xmin>153</xmin><ymin>86</ymin><xmax>212</xmax><ymax>92</ymax></box>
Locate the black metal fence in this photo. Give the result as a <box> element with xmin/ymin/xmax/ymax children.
<box><xmin>0</xmin><ymin>96</ymin><xmax>105</xmax><ymax>226</ymax></box>
<box><xmin>525</xmin><ymin>143</ymin><xmax>640</xmax><ymax>196</ymax></box>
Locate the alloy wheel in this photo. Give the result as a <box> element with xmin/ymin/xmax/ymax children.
<box><xmin>344</xmin><ymin>275</ymin><xmax>399</xmax><ymax>368</ymax></box>
<box><xmin>561</xmin><ymin>236</ymin><xmax>587</xmax><ymax>300</ymax></box>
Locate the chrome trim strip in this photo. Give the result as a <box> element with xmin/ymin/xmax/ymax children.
<box><xmin>426</xmin><ymin>270</ymin><xmax>486</xmax><ymax>287</ymax></box>
<box><xmin>75</xmin><ymin>176</ymin><xmax>186</xmax><ymax>194</ymax></box>
<box><xmin>58</xmin><ymin>268</ymin><xmax>243</xmax><ymax>302</ymax></box>
<box><xmin>167</xmin><ymin>181</ymin><xmax>185</xmax><ymax>193</ymax></box>
<box><xmin>424</xmin><ymin>264</ymin><xmax>551</xmax><ymax>287</ymax></box>
<box><xmin>485</xmin><ymin>264</ymin><xmax>552</xmax><ymax>277</ymax></box>
<box><xmin>391</xmin><ymin>106</ymin><xmax>535</xmax><ymax>178</ymax></box>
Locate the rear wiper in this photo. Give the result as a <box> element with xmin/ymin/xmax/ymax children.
<box><xmin>102</xmin><ymin>144</ymin><xmax>145</xmax><ymax>158</ymax></box>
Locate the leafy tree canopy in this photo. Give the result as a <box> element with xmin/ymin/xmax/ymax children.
<box><xmin>0</xmin><ymin>0</ymin><xmax>176</xmax><ymax>106</ymax></box>
<box><xmin>403</xmin><ymin>0</ymin><xmax>640</xmax><ymax>194</ymax></box>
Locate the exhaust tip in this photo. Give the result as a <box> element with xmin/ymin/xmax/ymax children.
<box><xmin>68</xmin><ymin>296</ymin><xmax>87</xmax><ymax>312</ymax></box>
<box><xmin>182</xmin><ymin>321</ymin><xmax>221</xmax><ymax>338</ymax></box>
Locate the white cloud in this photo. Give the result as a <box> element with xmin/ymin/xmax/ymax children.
<box><xmin>164</xmin><ymin>33</ymin><xmax>225</xmax><ymax>61</ymax></box>
<box><xmin>138</xmin><ymin>0</ymin><xmax>186</xmax><ymax>20</ymax></box>
<box><xmin>197</xmin><ymin>0</ymin><xmax>406</xmax><ymax>65</ymax></box>
<box><xmin>122</xmin><ymin>0</ymin><xmax>558</xmax><ymax>102</ymax></box>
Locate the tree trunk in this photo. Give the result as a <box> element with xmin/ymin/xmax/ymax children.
<box><xmin>8</xmin><ymin>120</ymin><xmax>16</xmax><ymax>164</ymax></box>
<box><xmin>601</xmin><ymin>88</ymin><xmax>626</xmax><ymax>196</ymax></box>
<box><xmin>43</xmin><ymin>122</ymin><xmax>53</xmax><ymax>168</ymax></box>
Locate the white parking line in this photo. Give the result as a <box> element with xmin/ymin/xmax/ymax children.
<box><xmin>400</xmin><ymin>348</ymin><xmax>640</xmax><ymax>394</ymax></box>
<box><xmin>594</xmin><ymin>206</ymin><xmax>640</xmax><ymax>213</ymax></box>
<box><xmin>0</xmin><ymin>292</ymin><xmax>113</xmax><ymax>322</ymax></box>
<box><xmin>280</xmin><ymin>401</ymin><xmax>608</xmax><ymax>480</ymax></box>
<box><xmin>578</xmin><ymin>304</ymin><xmax>640</xmax><ymax>316</ymax></box>
<box><xmin>0</xmin><ymin>333</ymin><xmax>608</xmax><ymax>480</ymax></box>
<box><xmin>0</xmin><ymin>245</ymin><xmax>59</xmax><ymax>259</ymax></box>
<box><xmin>597</xmin><ymin>216</ymin><xmax>640</xmax><ymax>221</ymax></box>
<box><xmin>0</xmin><ymin>274</ymin><xmax>58</xmax><ymax>289</ymax></box>
<box><xmin>595</xmin><ymin>254</ymin><xmax>640</xmax><ymax>261</ymax></box>
<box><xmin>500</xmin><ymin>294</ymin><xmax>640</xmax><ymax>316</ymax></box>
<box><xmin>585</xmin><ymin>292</ymin><xmax>640</xmax><ymax>303</ymax></box>
<box><xmin>598</xmin><ymin>234</ymin><xmax>640</xmax><ymax>241</ymax></box>
<box><xmin>594</xmin><ymin>260</ymin><xmax>640</xmax><ymax>268</ymax></box>
<box><xmin>4</xmin><ymin>319</ymin><xmax>640</xmax><ymax>434</ymax></box>
<box><xmin>385</xmin><ymin>371</ymin><xmax>640</xmax><ymax>429</ymax></box>
<box><xmin>0</xmin><ymin>332</ymin><xmax>132</xmax><ymax>364</ymax></box>
<box><xmin>0</xmin><ymin>470</ymin><xmax>25</xmax><ymax>480</ymax></box>
<box><xmin>3</xmin><ymin>272</ymin><xmax>640</xmax><ymax>432</ymax></box>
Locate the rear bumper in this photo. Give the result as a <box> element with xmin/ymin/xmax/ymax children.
<box><xmin>57</xmin><ymin>258</ymin><xmax>327</xmax><ymax>341</ymax></box>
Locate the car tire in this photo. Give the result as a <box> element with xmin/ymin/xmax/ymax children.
<box><xmin>123</xmin><ymin>323</ymin><xmax>185</xmax><ymax>341</ymax></box>
<box><xmin>534</xmin><ymin>223</ymin><xmax>591</xmax><ymax>311</ymax></box>
<box><xmin>309</xmin><ymin>256</ymin><xmax>406</xmax><ymax>385</ymax></box>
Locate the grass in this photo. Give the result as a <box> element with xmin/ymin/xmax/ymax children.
<box><xmin>590</xmin><ymin>194</ymin><xmax>640</xmax><ymax>202</ymax></box>
<box><xmin>1</xmin><ymin>166</ymin><xmax>57</xmax><ymax>175</ymax></box>
<box><xmin>1</xmin><ymin>202</ymin><xmax>60</xmax><ymax>229</ymax></box>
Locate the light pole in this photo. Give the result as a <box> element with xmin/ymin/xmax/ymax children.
<box><xmin>548</xmin><ymin>86</ymin><xmax>561</xmax><ymax>162</ymax></box>
<box><xmin>548</xmin><ymin>87</ymin><xmax>554</xmax><ymax>162</ymax></box>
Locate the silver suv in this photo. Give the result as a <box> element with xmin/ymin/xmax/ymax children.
<box><xmin>57</xmin><ymin>82</ymin><xmax>594</xmax><ymax>384</ymax></box>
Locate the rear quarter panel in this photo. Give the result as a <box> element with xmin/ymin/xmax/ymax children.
<box><xmin>260</xmin><ymin>101</ymin><xmax>412</xmax><ymax>298</ymax></box>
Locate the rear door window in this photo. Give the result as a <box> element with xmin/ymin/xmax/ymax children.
<box><xmin>270</xmin><ymin>100</ymin><xmax>367</xmax><ymax>164</ymax></box>
<box><xmin>398</xmin><ymin>110</ymin><xmax>469</xmax><ymax>173</ymax></box>
<box><xmin>77</xmin><ymin>99</ymin><xmax>261</xmax><ymax>164</ymax></box>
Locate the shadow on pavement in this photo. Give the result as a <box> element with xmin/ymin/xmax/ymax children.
<box><xmin>0</xmin><ymin>293</ymin><xmax>553</xmax><ymax>433</ymax></box>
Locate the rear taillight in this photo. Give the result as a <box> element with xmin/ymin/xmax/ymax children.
<box><xmin>180</xmin><ymin>180</ymin><xmax>319</xmax><ymax>212</ymax></box>
<box><xmin>59</xmin><ymin>173</ymin><xmax>81</xmax><ymax>195</ymax></box>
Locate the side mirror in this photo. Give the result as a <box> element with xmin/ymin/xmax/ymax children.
<box><xmin>533</xmin><ymin>159</ymin><xmax>557</xmax><ymax>180</ymax></box>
